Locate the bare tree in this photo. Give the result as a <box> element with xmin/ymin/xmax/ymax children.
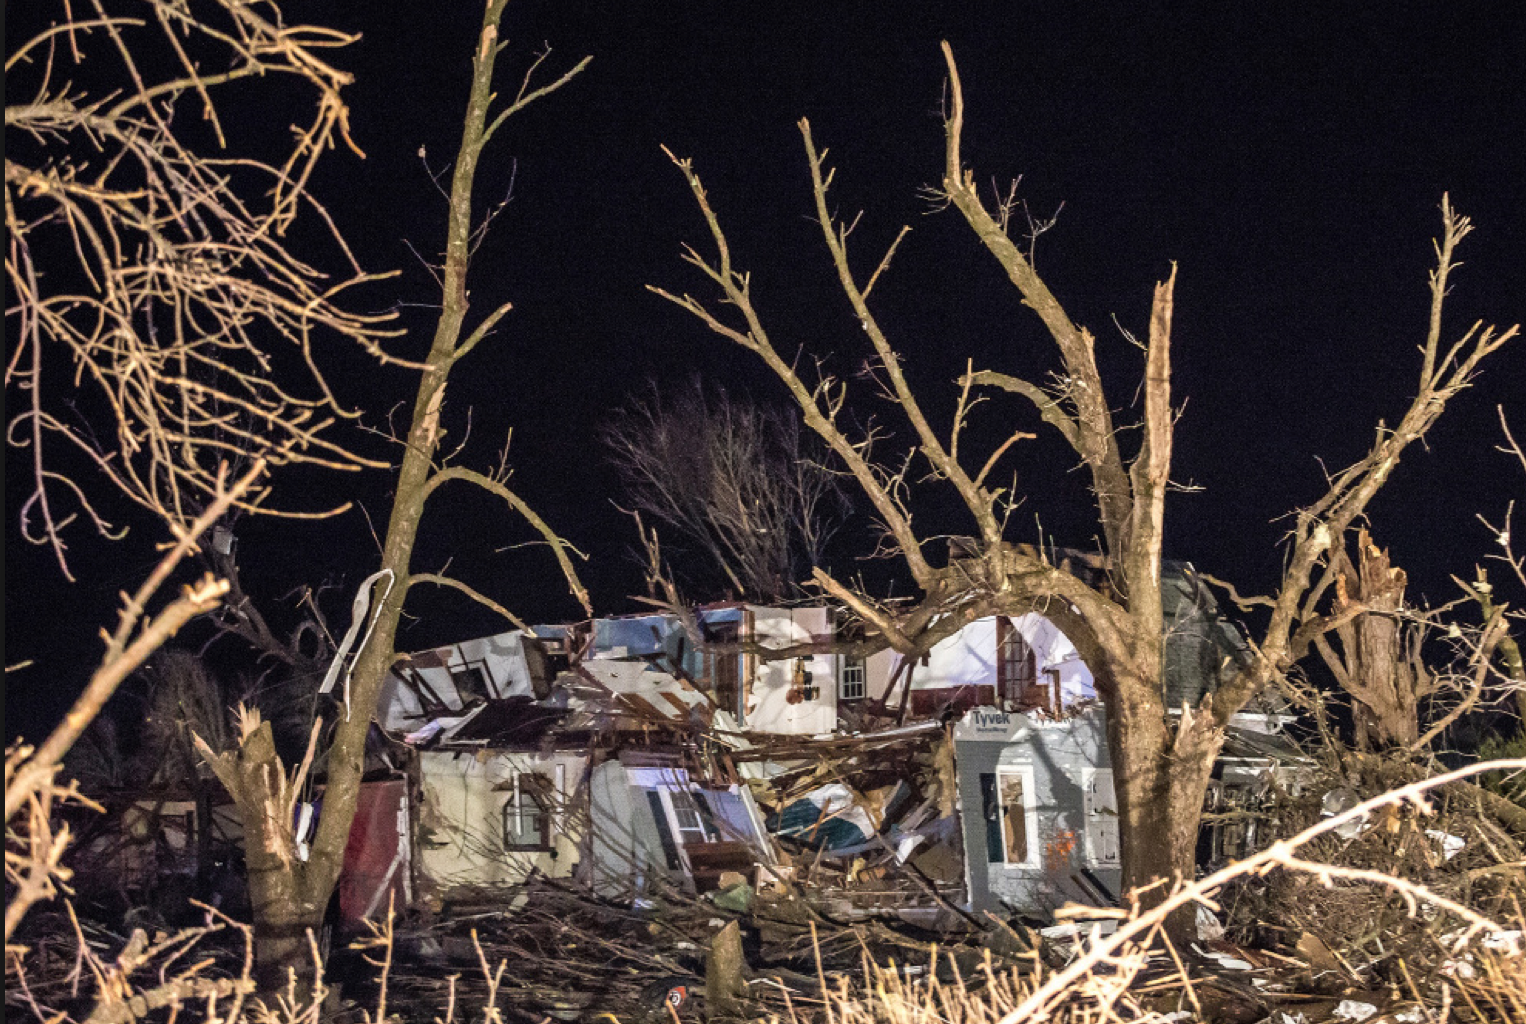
<box><xmin>1468</xmin><ymin>408</ymin><xmax>1526</xmax><ymax>709</ymax></box>
<box><xmin>5</xmin><ymin>0</ymin><xmax>588</xmax><ymax>991</ymax></box>
<box><xmin>652</xmin><ymin>43</ymin><xmax>1517</xmax><ymax>929</ymax></box>
<box><xmin>196</xmin><ymin>0</ymin><xmax>591</xmax><ymax>992</ymax></box>
<box><xmin>604</xmin><ymin>378</ymin><xmax>848</xmax><ymax>601</ymax></box>
<box><xmin>5</xmin><ymin>0</ymin><xmax>393</xmax><ymax>948</ymax></box>
<box><xmin>5</xmin><ymin>0</ymin><xmax>401</xmax><ymax>579</ymax></box>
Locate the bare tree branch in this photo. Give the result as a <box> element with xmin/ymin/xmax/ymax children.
<box><xmin>407</xmin><ymin>573</ymin><xmax>532</xmax><ymax>632</ymax></box>
<box><xmin>5</xmin><ymin>0</ymin><xmax>405</xmax><ymax>575</ymax></box>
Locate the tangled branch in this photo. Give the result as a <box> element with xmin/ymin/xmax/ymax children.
<box><xmin>5</xmin><ymin>0</ymin><xmax>403</xmax><ymax>577</ymax></box>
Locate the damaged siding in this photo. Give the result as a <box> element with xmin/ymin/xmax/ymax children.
<box><xmin>414</xmin><ymin>749</ymin><xmax>582</xmax><ymax>903</ymax></box>
<box><xmin>954</xmin><ymin>705</ymin><xmax>1119</xmax><ymax>913</ymax></box>
<box><xmin>379</xmin><ymin>630</ymin><xmax>541</xmax><ymax>730</ymax></box>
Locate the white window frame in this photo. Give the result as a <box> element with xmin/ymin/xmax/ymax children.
<box><xmin>995</xmin><ymin>764</ymin><xmax>1040</xmax><ymax>869</ymax></box>
<box><xmin>502</xmin><ymin>771</ymin><xmax>551</xmax><ymax>851</ymax></box>
<box><xmin>1082</xmin><ymin>767</ymin><xmax>1121</xmax><ymax>867</ymax></box>
<box><xmin>839</xmin><ymin>657</ymin><xmax>866</xmax><ymax>701</ymax></box>
<box><xmin>652</xmin><ymin>784</ymin><xmax>718</xmax><ymax>874</ymax></box>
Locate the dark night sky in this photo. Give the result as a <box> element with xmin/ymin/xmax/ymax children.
<box><xmin>7</xmin><ymin>2</ymin><xmax>1525</xmax><ymax>739</ymax></box>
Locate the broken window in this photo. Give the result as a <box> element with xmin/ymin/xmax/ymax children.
<box><xmin>839</xmin><ymin>657</ymin><xmax>866</xmax><ymax>701</ymax></box>
<box><xmin>451</xmin><ymin>658</ymin><xmax>494</xmax><ymax>702</ymax></box>
<box><xmin>996</xmin><ymin>618</ymin><xmax>1038</xmax><ymax>707</ymax></box>
<box><xmin>521</xmin><ymin>636</ymin><xmax>567</xmax><ymax>700</ymax></box>
<box><xmin>502</xmin><ymin>772</ymin><xmax>552</xmax><ymax>850</ymax></box>
<box><xmin>980</xmin><ymin>766</ymin><xmax>1037</xmax><ymax>866</ymax></box>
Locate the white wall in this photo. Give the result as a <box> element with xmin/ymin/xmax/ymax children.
<box><xmin>414</xmin><ymin>749</ymin><xmax>582</xmax><ymax>898</ymax></box>
<box><xmin>745</xmin><ymin>605</ymin><xmax>837</xmax><ymax>735</ymax></box>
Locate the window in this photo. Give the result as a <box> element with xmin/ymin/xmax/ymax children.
<box><xmin>839</xmin><ymin>658</ymin><xmax>866</xmax><ymax>702</ymax></box>
<box><xmin>501</xmin><ymin>773</ymin><xmax>552</xmax><ymax>850</ymax></box>
<box><xmin>451</xmin><ymin>659</ymin><xmax>493</xmax><ymax>702</ymax></box>
<box><xmin>980</xmin><ymin>766</ymin><xmax>1038</xmax><ymax>867</ymax></box>
<box><xmin>996</xmin><ymin>618</ymin><xmax>1038</xmax><ymax>707</ymax></box>
<box><xmin>1083</xmin><ymin>768</ymin><xmax>1120</xmax><ymax>866</ymax></box>
<box><xmin>646</xmin><ymin>784</ymin><xmax>721</xmax><ymax>873</ymax></box>
<box><xmin>667</xmin><ymin>789</ymin><xmax>710</xmax><ymax>847</ymax></box>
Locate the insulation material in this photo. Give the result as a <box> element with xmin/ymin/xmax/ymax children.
<box><xmin>771</xmin><ymin>783</ymin><xmax>875</xmax><ymax>850</ymax></box>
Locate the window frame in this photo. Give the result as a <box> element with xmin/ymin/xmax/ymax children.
<box><xmin>501</xmin><ymin>771</ymin><xmax>553</xmax><ymax>852</ymax></box>
<box><xmin>450</xmin><ymin>658</ymin><xmax>495</xmax><ymax>702</ymax></box>
<box><xmin>996</xmin><ymin>617</ymin><xmax>1038</xmax><ymax>707</ymax></box>
<box><xmin>650</xmin><ymin>783</ymin><xmax>722</xmax><ymax>874</ymax></box>
<box><xmin>982</xmin><ymin>764</ymin><xmax>1040</xmax><ymax>869</ymax></box>
<box><xmin>839</xmin><ymin>657</ymin><xmax>866</xmax><ymax>702</ymax></box>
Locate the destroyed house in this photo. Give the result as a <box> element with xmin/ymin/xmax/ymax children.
<box><xmin>853</xmin><ymin>559</ymin><xmax>1256</xmax><ymax>722</ymax></box>
<box><xmin>352</xmin><ymin>583</ymin><xmax>1294</xmax><ymax>923</ymax></box>
<box><xmin>869</xmin><ymin>560</ymin><xmax>1292</xmax><ymax>915</ymax></box>
<box><xmin>856</xmin><ymin>613</ymin><xmax>1097</xmax><ymax>720</ymax></box>
<box><xmin>952</xmin><ymin>704</ymin><xmax>1120</xmax><ymax>913</ymax></box>
<box><xmin>947</xmin><ymin>706</ymin><xmax>1305</xmax><ymax>915</ymax></box>
<box><xmin>379</xmin><ymin>604</ymin><xmax>843</xmax><ymax>738</ymax></box>
<box><xmin>372</xmin><ymin>617</ymin><xmax>783</xmax><ymax>907</ymax></box>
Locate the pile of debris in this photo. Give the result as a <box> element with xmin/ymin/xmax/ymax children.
<box><xmin>1217</xmin><ymin>758</ymin><xmax>1524</xmax><ymax>992</ymax></box>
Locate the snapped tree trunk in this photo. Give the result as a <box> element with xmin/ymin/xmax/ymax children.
<box><xmin>200</xmin><ymin>718</ymin><xmax>326</xmax><ymax>999</ymax></box>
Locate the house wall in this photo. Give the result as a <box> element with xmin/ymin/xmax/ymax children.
<box><xmin>588</xmin><ymin>759</ymin><xmax>659</xmax><ymax>898</ymax></box>
<box><xmin>744</xmin><ymin>605</ymin><xmax>837</xmax><ymax>735</ymax></box>
<box><xmin>952</xmin><ymin>705</ymin><xmax>1120</xmax><ymax>913</ymax></box>
<box><xmin>863</xmin><ymin>648</ymin><xmax>900</xmax><ymax>703</ymax></box>
<box><xmin>587</xmin><ymin>761</ymin><xmax>701</xmax><ymax>898</ymax></box>
<box><xmin>413</xmin><ymin>749</ymin><xmax>582</xmax><ymax>901</ymax></box>
<box><xmin>587</xmin><ymin>761</ymin><xmax>778</xmax><ymax>898</ymax></box>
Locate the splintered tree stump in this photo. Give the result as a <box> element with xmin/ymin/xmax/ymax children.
<box><xmin>705</xmin><ymin>920</ymin><xmax>745</xmax><ymax>1016</ymax></box>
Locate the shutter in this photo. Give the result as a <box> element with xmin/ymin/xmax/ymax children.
<box><xmin>1085</xmin><ymin>769</ymin><xmax>1120</xmax><ymax>866</ymax></box>
<box><xmin>645</xmin><ymin>790</ymin><xmax>682</xmax><ymax>871</ymax></box>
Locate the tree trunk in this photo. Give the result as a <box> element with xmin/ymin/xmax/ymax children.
<box><xmin>247</xmin><ymin>866</ymin><xmax>324</xmax><ymax>999</ymax></box>
<box><xmin>196</xmin><ymin>3</ymin><xmax>589</xmax><ymax>1001</ymax></box>
<box><xmin>705</xmin><ymin>920</ymin><xmax>746</xmax><ymax>1015</ymax></box>
<box><xmin>200</xmin><ymin>717</ymin><xmax>327</xmax><ymax>1000</ymax></box>
<box><xmin>1106</xmin><ymin>654</ymin><xmax>1224</xmax><ymax>942</ymax></box>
